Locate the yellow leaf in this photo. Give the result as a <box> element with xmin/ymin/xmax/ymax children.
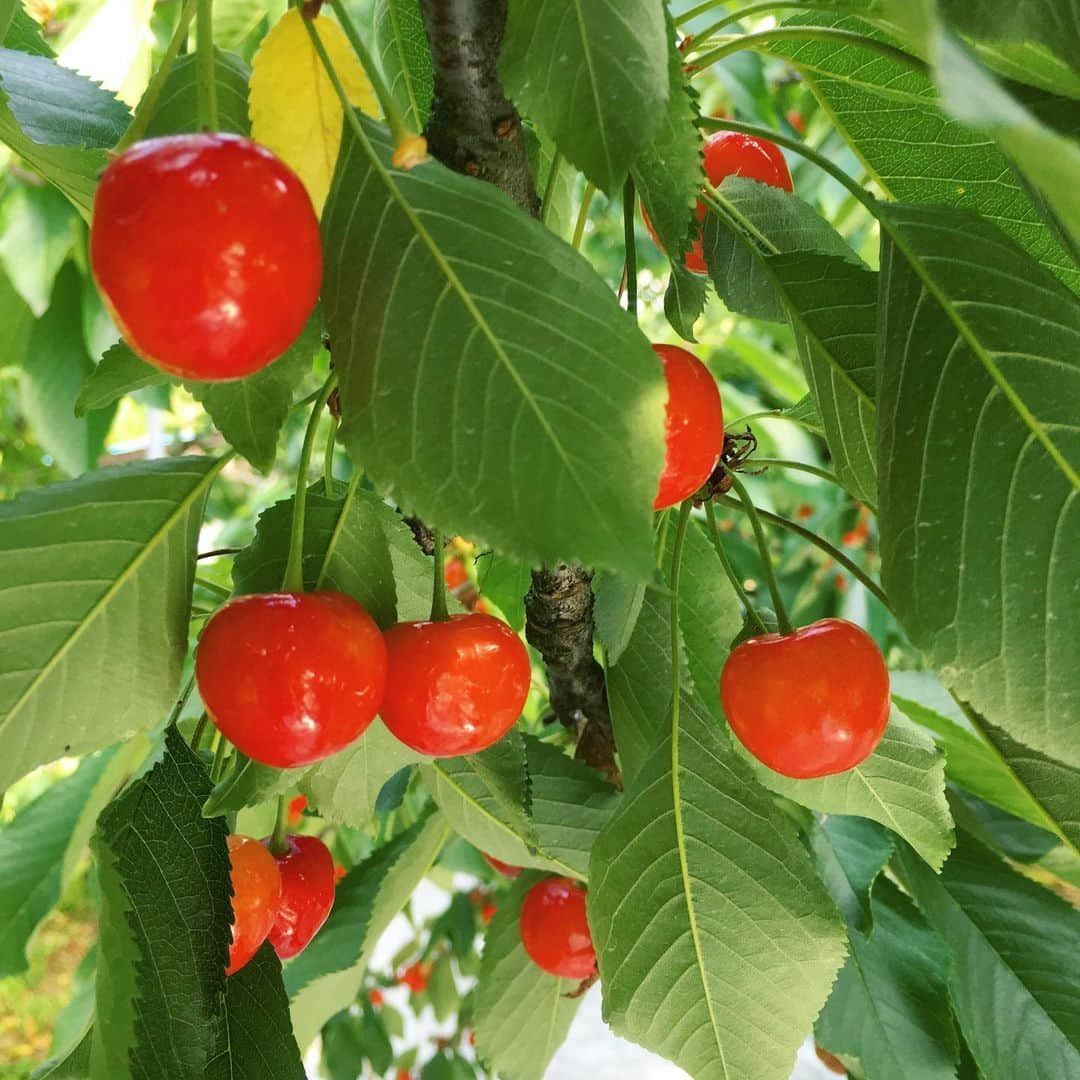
<box><xmin>249</xmin><ymin>8</ymin><xmax>380</xmax><ymax>215</ymax></box>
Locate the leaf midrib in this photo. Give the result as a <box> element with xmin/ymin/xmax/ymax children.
<box><xmin>0</xmin><ymin>457</ymin><xmax>225</xmax><ymax>738</ymax></box>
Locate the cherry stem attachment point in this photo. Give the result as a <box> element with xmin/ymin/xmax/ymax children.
<box><xmin>703</xmin><ymin>500</ymin><xmax>769</xmax><ymax>635</ymax></box>
<box><xmin>725</xmin><ymin>472</ymin><xmax>794</xmax><ymax>635</ymax></box>
<box><xmin>282</xmin><ymin>374</ymin><xmax>337</xmax><ymax>594</ymax></box>
<box><xmin>196</xmin><ymin>0</ymin><xmax>219</xmax><ymax>131</ymax></box>
<box><xmin>623</xmin><ymin>177</ymin><xmax>638</xmax><ymax>318</ymax></box>
<box><xmin>269</xmin><ymin>794</ymin><xmax>291</xmax><ymax>856</ymax></box>
<box><xmin>325</xmin><ymin>0</ymin><xmax>419</xmax><ymax>154</ymax></box>
<box><xmin>668</xmin><ymin>500</ymin><xmax>694</xmax><ymax>735</ymax></box>
<box><xmin>430</xmin><ymin>528</ymin><xmax>450</xmax><ymax>622</ymax></box>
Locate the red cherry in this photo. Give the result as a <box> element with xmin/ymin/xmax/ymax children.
<box><xmin>720</xmin><ymin>618</ymin><xmax>889</xmax><ymax>778</ymax></box>
<box><xmin>795</xmin><ymin>503</ymin><xmax>814</xmax><ymax>520</ymax></box>
<box><xmin>481</xmin><ymin>902</ymin><xmax>498</xmax><ymax>924</ymax></box>
<box><xmin>334</xmin><ymin>863</ymin><xmax>347</xmax><ymax>883</ymax></box>
<box><xmin>520</xmin><ymin>876</ymin><xmax>596</xmax><ymax>979</ymax></box>
<box><xmin>482</xmin><ymin>853</ymin><xmax>521</xmax><ymax>879</ymax></box>
<box><xmin>90</xmin><ymin>133</ymin><xmax>322</xmax><ymax>381</ymax></box>
<box><xmin>369</xmin><ymin>988</ymin><xmax>384</xmax><ymax>1007</ymax></box>
<box><xmin>444</xmin><ymin>556</ymin><xmax>468</xmax><ymax>591</ymax></box>
<box><xmin>226</xmin><ymin>834</ymin><xmax>282</xmax><ymax>975</ymax></box>
<box><xmin>786</xmin><ymin>109</ymin><xmax>806</xmax><ymax>134</ymax></box>
<box><xmin>653</xmin><ymin>344</ymin><xmax>724</xmax><ymax>510</ymax></box>
<box><xmin>380</xmin><ymin>613</ymin><xmax>531</xmax><ymax>756</ymax></box>
<box><xmin>399</xmin><ymin>962</ymin><xmax>431</xmax><ymax>993</ymax></box>
<box><xmin>263</xmin><ymin>834</ymin><xmax>336</xmax><ymax>960</ymax></box>
<box><xmin>643</xmin><ymin>130</ymin><xmax>793</xmax><ymax>274</ymax></box>
<box><xmin>196</xmin><ymin>591</ymin><xmax>387</xmax><ymax>768</ymax></box>
<box><xmin>287</xmin><ymin>794</ymin><xmax>307</xmax><ymax>825</ymax></box>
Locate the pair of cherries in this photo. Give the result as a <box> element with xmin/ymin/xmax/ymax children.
<box><xmin>225</xmin><ymin>832</ymin><xmax>335</xmax><ymax>975</ymax></box>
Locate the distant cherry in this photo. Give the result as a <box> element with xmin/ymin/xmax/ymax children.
<box><xmin>226</xmin><ymin>834</ymin><xmax>282</xmax><ymax>975</ymax></box>
<box><xmin>482</xmin><ymin>853</ymin><xmax>521</xmax><ymax>879</ymax></box>
<box><xmin>90</xmin><ymin>133</ymin><xmax>322</xmax><ymax>380</ymax></box>
<box><xmin>720</xmin><ymin>618</ymin><xmax>889</xmax><ymax>778</ymax></box>
<box><xmin>644</xmin><ymin>130</ymin><xmax>793</xmax><ymax>273</ymax></box>
<box><xmin>444</xmin><ymin>556</ymin><xmax>468</xmax><ymax>591</ymax></box>
<box><xmin>399</xmin><ymin>962</ymin><xmax>431</xmax><ymax>993</ymax></box>
<box><xmin>653</xmin><ymin>344</ymin><xmax>724</xmax><ymax>510</ymax></box>
<box><xmin>196</xmin><ymin>592</ymin><xmax>387</xmax><ymax>768</ymax></box>
<box><xmin>520</xmin><ymin>877</ymin><xmax>596</xmax><ymax>979</ymax></box>
<box><xmin>287</xmin><ymin>794</ymin><xmax>307</xmax><ymax>825</ymax></box>
<box><xmin>380</xmin><ymin>613</ymin><xmax>531</xmax><ymax>756</ymax></box>
<box><xmin>481</xmin><ymin>902</ymin><xmax>498</xmax><ymax>924</ymax></box>
<box><xmin>263</xmin><ymin>834</ymin><xmax>336</xmax><ymax>960</ymax></box>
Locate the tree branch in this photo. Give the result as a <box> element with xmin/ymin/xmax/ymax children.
<box><xmin>419</xmin><ymin>0</ymin><xmax>617</xmax><ymax>784</ymax></box>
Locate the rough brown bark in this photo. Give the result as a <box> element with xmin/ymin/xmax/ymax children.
<box><xmin>418</xmin><ymin>0</ymin><xmax>617</xmax><ymax>784</ymax></box>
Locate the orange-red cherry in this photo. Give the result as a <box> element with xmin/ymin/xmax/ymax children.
<box><xmin>644</xmin><ymin>130</ymin><xmax>793</xmax><ymax>274</ymax></box>
<box><xmin>719</xmin><ymin>618</ymin><xmax>890</xmax><ymax>778</ymax></box>
<box><xmin>196</xmin><ymin>592</ymin><xmax>387</xmax><ymax>768</ymax></box>
<box><xmin>380</xmin><ymin>613</ymin><xmax>531</xmax><ymax>757</ymax></box>
<box><xmin>653</xmin><ymin>344</ymin><xmax>724</xmax><ymax>510</ymax></box>
<box><xmin>263</xmin><ymin>834</ymin><xmax>336</xmax><ymax>960</ymax></box>
<box><xmin>226</xmin><ymin>834</ymin><xmax>282</xmax><ymax>975</ymax></box>
<box><xmin>90</xmin><ymin>133</ymin><xmax>322</xmax><ymax>380</ymax></box>
<box><xmin>520</xmin><ymin>876</ymin><xmax>596</xmax><ymax>979</ymax></box>
<box><xmin>482</xmin><ymin>853</ymin><xmax>521</xmax><ymax>879</ymax></box>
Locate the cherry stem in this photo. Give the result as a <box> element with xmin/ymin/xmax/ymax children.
<box><xmin>623</xmin><ymin>177</ymin><xmax>638</xmax><ymax>318</ymax></box>
<box><xmin>323</xmin><ymin>414</ymin><xmax>339</xmax><ymax>495</ymax></box>
<box><xmin>269</xmin><ymin>794</ymin><xmax>291</xmax><ymax>856</ymax></box>
<box><xmin>197</xmin><ymin>547</ymin><xmax>241</xmax><ymax>560</ymax></box>
<box><xmin>209</xmin><ymin>732</ymin><xmax>230</xmax><ymax>782</ymax></box>
<box><xmin>690</xmin><ymin>26</ymin><xmax>928</xmax><ymax>77</ymax></box>
<box><xmin>571</xmin><ymin>183</ymin><xmax>597</xmax><ymax>252</ymax></box>
<box><xmin>325</xmin><ymin>0</ymin><xmax>416</xmax><ymax>149</ymax></box>
<box><xmin>282</xmin><ymin>375</ymin><xmax>337</xmax><ymax>594</ymax></box>
<box><xmin>190</xmin><ymin>712</ymin><xmax>210</xmax><ymax>752</ymax></box>
<box><xmin>166</xmin><ymin>672</ymin><xmax>197</xmax><ymax>729</ymax></box>
<box><xmin>713</xmin><ymin>492</ymin><xmax>890</xmax><ymax>608</ymax></box>
<box><xmin>668</xmin><ymin>500</ymin><xmax>694</xmax><ymax>736</ymax></box>
<box><xmin>195</xmin><ymin>576</ymin><xmax>231</xmax><ymax>603</ymax></box>
<box><xmin>752</xmin><ymin>456</ymin><xmax>843</xmax><ymax>488</ymax></box>
<box><xmin>703</xmin><ymin>500</ymin><xmax>769</xmax><ymax>635</ymax></box>
<box><xmin>539</xmin><ymin>150</ymin><xmax>564</xmax><ymax>226</ymax></box>
<box><xmin>115</xmin><ymin>0</ymin><xmax>198</xmax><ymax>151</ymax></box>
<box><xmin>430</xmin><ymin>528</ymin><xmax>450</xmax><ymax>622</ymax></box>
<box><xmin>195</xmin><ymin>0</ymin><xmax>219</xmax><ymax>131</ymax></box>
<box><xmin>725</xmin><ymin>473</ymin><xmax>794</xmax><ymax>635</ymax></box>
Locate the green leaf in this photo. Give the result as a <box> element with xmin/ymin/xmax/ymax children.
<box><xmin>0</xmin><ymin>456</ymin><xmax>221</xmax><ymax>791</ymax></box>
<box><xmin>142</xmin><ymin>49</ymin><xmax>252</xmax><ymax>137</ymax></box>
<box><xmin>91</xmin><ymin>728</ymin><xmax>231</xmax><ymax>1079</ymax></box>
<box><xmin>323</xmin><ymin>116</ymin><xmax>666</xmax><ymax>579</ymax></box>
<box><xmin>32</xmin><ymin>1026</ymin><xmax>93</xmax><ymax>1080</ymax></box>
<box><xmin>808</xmin><ymin>814</ymin><xmax>894</xmax><ymax>935</ymax></box>
<box><xmin>464</xmin><ymin>732</ymin><xmax>537</xmax><ymax>848</ymax></box>
<box><xmin>897</xmin><ymin>831</ymin><xmax>1080</xmax><ymax>1077</ymax></box>
<box><xmin>473</xmin><ymin>551</ymin><xmax>530</xmax><ymax>631</ymax></box>
<box><xmin>202</xmin><ymin>752</ymin><xmax>299</xmax><ymax>818</ymax></box>
<box><xmin>630</xmin><ymin>14</ymin><xmax>701</xmax><ymax>260</ymax></box>
<box><xmin>0</xmin><ymin>47</ymin><xmax>129</xmax><ymax>216</ymax></box>
<box><xmin>746</xmin><ymin>710</ymin><xmax>956</xmax><ymax>870</ymax></box>
<box><xmin>816</xmin><ymin>879</ymin><xmax>958</xmax><ymax>1080</ymax></box>
<box><xmin>74</xmin><ymin>341</ymin><xmax>168</xmax><ymax>416</ymax></box>
<box><xmin>767</xmin><ymin>12</ymin><xmax>1080</xmax><ymax>293</ymax></box>
<box><xmin>211</xmin><ymin>0</ymin><xmax>270</xmax><ymax>51</ymax></box>
<box><xmin>892</xmin><ymin>672</ymin><xmax>1080</xmax><ymax>855</ymax></box>
<box><xmin>287</xmin><ymin>811</ymin><xmax>451</xmax><ymax>1048</ymax></box>
<box><xmin>876</xmin><ymin>202</ymin><xmax>1080</xmax><ymax>768</ymax></box>
<box><xmin>663</xmin><ymin>261</ymin><xmax>708</xmax><ymax>342</ymax></box>
<box><xmin>0</xmin><ymin>748</ymin><xmax>118</xmax><ymax>976</ymax></box>
<box><xmin>187</xmin><ymin>314</ymin><xmax>321</xmax><ymax>474</ymax></box>
<box><xmin>0</xmin><ymin>181</ymin><xmax>77</xmax><ymax>316</ymax></box>
<box><xmin>473</xmin><ymin>871</ymin><xmax>583</xmax><ymax>1080</ymax></box>
<box><xmin>206</xmin><ymin>943</ymin><xmax>306</xmax><ymax>1080</ymax></box>
<box><xmin>589</xmin><ymin>692</ymin><xmax>846</xmax><ymax>1080</ymax></box>
<box><xmin>373</xmin><ymin>0</ymin><xmax>433</xmax><ymax>131</ymax></box>
<box><xmin>3</xmin><ymin>1</ymin><xmax>53</xmax><ymax>56</ymax></box>
<box><xmin>499</xmin><ymin>0</ymin><xmax>669</xmax><ymax>195</ymax></box>
<box><xmin>20</xmin><ymin>263</ymin><xmax>116</xmax><ymax>476</ymax></box>
<box><xmin>0</xmin><ymin>263</ymin><xmax>32</xmax><ymax>368</ymax></box>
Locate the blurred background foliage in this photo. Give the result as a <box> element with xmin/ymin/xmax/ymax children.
<box><xmin>0</xmin><ymin>0</ymin><xmax>920</xmax><ymax>1076</ymax></box>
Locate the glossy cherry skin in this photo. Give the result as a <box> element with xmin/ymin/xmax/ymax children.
<box><xmin>653</xmin><ymin>344</ymin><xmax>724</xmax><ymax>510</ymax></box>
<box><xmin>90</xmin><ymin>133</ymin><xmax>322</xmax><ymax>380</ymax></box>
<box><xmin>263</xmin><ymin>834</ymin><xmax>336</xmax><ymax>960</ymax></box>
<box><xmin>719</xmin><ymin>618</ymin><xmax>890</xmax><ymax>778</ymax></box>
<box><xmin>644</xmin><ymin>130</ymin><xmax>793</xmax><ymax>274</ymax></box>
<box><xmin>226</xmin><ymin>834</ymin><xmax>282</xmax><ymax>975</ymax></box>
<box><xmin>520</xmin><ymin>876</ymin><xmax>596</xmax><ymax>979</ymax></box>
<box><xmin>196</xmin><ymin>591</ymin><xmax>388</xmax><ymax>768</ymax></box>
<box><xmin>482</xmin><ymin>853</ymin><xmax>521</xmax><ymax>879</ymax></box>
<box><xmin>380</xmin><ymin>613</ymin><xmax>531</xmax><ymax>756</ymax></box>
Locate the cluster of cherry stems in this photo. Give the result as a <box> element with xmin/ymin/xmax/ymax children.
<box><xmin>87</xmin><ymin>115</ymin><xmax>890</xmax><ymax>982</ymax></box>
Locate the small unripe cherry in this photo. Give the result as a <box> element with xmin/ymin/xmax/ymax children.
<box><xmin>226</xmin><ymin>834</ymin><xmax>282</xmax><ymax>975</ymax></box>
<box><xmin>719</xmin><ymin>618</ymin><xmax>890</xmax><ymax>778</ymax></box>
<box><xmin>519</xmin><ymin>876</ymin><xmax>596</xmax><ymax>979</ymax></box>
<box><xmin>653</xmin><ymin>344</ymin><xmax>724</xmax><ymax>510</ymax></box>
<box><xmin>263</xmin><ymin>834</ymin><xmax>336</xmax><ymax>960</ymax></box>
<box><xmin>195</xmin><ymin>591</ymin><xmax>387</xmax><ymax>768</ymax></box>
<box><xmin>90</xmin><ymin>133</ymin><xmax>322</xmax><ymax>381</ymax></box>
